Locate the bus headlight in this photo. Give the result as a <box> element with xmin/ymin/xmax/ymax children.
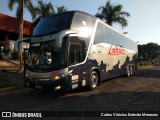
<box><xmin>53</xmin><ymin>76</ymin><xmax>60</xmax><ymax>80</ymax></box>
<box><xmin>26</xmin><ymin>73</ymin><xmax>32</xmax><ymax>79</ymax></box>
<box><xmin>26</xmin><ymin>73</ymin><xmax>28</xmax><ymax>78</ymax></box>
<box><xmin>51</xmin><ymin>71</ymin><xmax>61</xmax><ymax>80</ymax></box>
<box><xmin>55</xmin><ymin>86</ymin><xmax>61</xmax><ymax>91</ymax></box>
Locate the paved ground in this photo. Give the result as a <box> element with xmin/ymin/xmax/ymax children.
<box><xmin>0</xmin><ymin>66</ymin><xmax>159</xmax><ymax>120</ymax></box>
<box><xmin>0</xmin><ymin>59</ymin><xmax>24</xmax><ymax>93</ymax></box>
<box><xmin>0</xmin><ymin>59</ymin><xmax>20</xmax><ymax>71</ymax></box>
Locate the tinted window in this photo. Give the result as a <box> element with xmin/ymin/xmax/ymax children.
<box><xmin>94</xmin><ymin>23</ymin><xmax>112</xmax><ymax>45</ymax></box>
<box><xmin>94</xmin><ymin>23</ymin><xmax>137</xmax><ymax>51</ymax></box>
<box><xmin>69</xmin><ymin>37</ymin><xmax>88</xmax><ymax>64</ymax></box>
<box><xmin>71</xmin><ymin>13</ymin><xmax>95</xmax><ymax>37</ymax></box>
<box><xmin>28</xmin><ymin>40</ymin><xmax>67</xmax><ymax>72</ymax></box>
<box><xmin>33</xmin><ymin>12</ymin><xmax>71</xmax><ymax>37</ymax></box>
<box><xmin>69</xmin><ymin>43</ymin><xmax>81</xmax><ymax>65</ymax></box>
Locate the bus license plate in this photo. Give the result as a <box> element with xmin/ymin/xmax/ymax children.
<box><xmin>35</xmin><ymin>85</ymin><xmax>42</xmax><ymax>89</ymax></box>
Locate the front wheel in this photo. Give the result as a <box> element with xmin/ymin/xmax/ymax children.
<box><xmin>130</xmin><ymin>66</ymin><xmax>134</xmax><ymax>75</ymax></box>
<box><xmin>126</xmin><ymin>67</ymin><xmax>131</xmax><ymax>77</ymax></box>
<box><xmin>88</xmin><ymin>71</ymin><xmax>98</xmax><ymax>91</ymax></box>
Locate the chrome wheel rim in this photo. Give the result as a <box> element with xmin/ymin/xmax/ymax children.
<box><xmin>127</xmin><ymin>68</ymin><xmax>130</xmax><ymax>76</ymax></box>
<box><xmin>91</xmin><ymin>73</ymin><xmax>98</xmax><ymax>88</ymax></box>
<box><xmin>130</xmin><ymin>67</ymin><xmax>133</xmax><ymax>75</ymax></box>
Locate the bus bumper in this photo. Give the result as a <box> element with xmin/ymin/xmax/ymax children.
<box><xmin>25</xmin><ymin>77</ymin><xmax>70</xmax><ymax>92</ymax></box>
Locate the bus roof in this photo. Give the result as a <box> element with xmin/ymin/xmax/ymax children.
<box><xmin>45</xmin><ymin>10</ymin><xmax>97</xmax><ymax>20</ymax></box>
<box><xmin>40</xmin><ymin>10</ymin><xmax>136</xmax><ymax>44</ymax></box>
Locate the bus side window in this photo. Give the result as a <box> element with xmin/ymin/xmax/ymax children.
<box><xmin>69</xmin><ymin>43</ymin><xmax>81</xmax><ymax>66</ymax></box>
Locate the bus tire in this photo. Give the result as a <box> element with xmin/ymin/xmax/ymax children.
<box><xmin>126</xmin><ymin>66</ymin><xmax>131</xmax><ymax>77</ymax></box>
<box><xmin>88</xmin><ymin>71</ymin><xmax>98</xmax><ymax>91</ymax></box>
<box><xmin>130</xmin><ymin>66</ymin><xmax>134</xmax><ymax>75</ymax></box>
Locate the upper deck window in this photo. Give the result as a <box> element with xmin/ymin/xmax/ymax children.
<box><xmin>71</xmin><ymin>13</ymin><xmax>95</xmax><ymax>37</ymax></box>
<box><xmin>94</xmin><ymin>22</ymin><xmax>137</xmax><ymax>51</ymax></box>
<box><xmin>33</xmin><ymin>12</ymin><xmax>72</xmax><ymax>37</ymax></box>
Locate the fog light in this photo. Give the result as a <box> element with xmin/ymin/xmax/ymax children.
<box><xmin>82</xmin><ymin>80</ymin><xmax>86</xmax><ymax>86</ymax></box>
<box><xmin>55</xmin><ymin>86</ymin><xmax>61</xmax><ymax>91</ymax></box>
<box><xmin>26</xmin><ymin>82</ymin><xmax>29</xmax><ymax>87</ymax></box>
<box><xmin>26</xmin><ymin>73</ymin><xmax>28</xmax><ymax>78</ymax></box>
<box><xmin>53</xmin><ymin>76</ymin><xmax>60</xmax><ymax>80</ymax></box>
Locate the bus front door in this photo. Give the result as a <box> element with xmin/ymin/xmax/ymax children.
<box><xmin>68</xmin><ymin>42</ymin><xmax>82</xmax><ymax>90</ymax></box>
<box><xmin>24</xmin><ymin>48</ymin><xmax>29</xmax><ymax>86</ymax></box>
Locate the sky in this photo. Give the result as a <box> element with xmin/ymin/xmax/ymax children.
<box><xmin>0</xmin><ymin>0</ymin><xmax>160</xmax><ymax>45</ymax></box>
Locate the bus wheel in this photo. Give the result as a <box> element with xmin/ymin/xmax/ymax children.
<box><xmin>126</xmin><ymin>67</ymin><xmax>131</xmax><ymax>77</ymax></box>
<box><xmin>130</xmin><ymin>66</ymin><xmax>134</xmax><ymax>75</ymax></box>
<box><xmin>88</xmin><ymin>71</ymin><xmax>98</xmax><ymax>90</ymax></box>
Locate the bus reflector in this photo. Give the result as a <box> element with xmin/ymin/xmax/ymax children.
<box><xmin>51</xmin><ymin>71</ymin><xmax>60</xmax><ymax>77</ymax></box>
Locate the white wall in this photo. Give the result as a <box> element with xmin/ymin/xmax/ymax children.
<box><xmin>9</xmin><ymin>40</ymin><xmax>30</xmax><ymax>52</ymax></box>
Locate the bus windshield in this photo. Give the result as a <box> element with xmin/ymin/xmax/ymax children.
<box><xmin>33</xmin><ymin>12</ymin><xmax>72</xmax><ymax>37</ymax></box>
<box><xmin>28</xmin><ymin>40</ymin><xmax>64</xmax><ymax>71</ymax></box>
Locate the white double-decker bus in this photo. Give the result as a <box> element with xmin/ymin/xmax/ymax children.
<box><xmin>15</xmin><ymin>11</ymin><xmax>137</xmax><ymax>92</ymax></box>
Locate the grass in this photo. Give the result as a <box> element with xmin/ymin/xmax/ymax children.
<box><xmin>138</xmin><ymin>60</ymin><xmax>157</xmax><ymax>69</ymax></box>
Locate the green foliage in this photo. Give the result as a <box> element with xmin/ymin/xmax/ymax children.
<box><xmin>8</xmin><ymin>0</ymin><xmax>68</xmax><ymax>33</ymax></box>
<box><xmin>95</xmin><ymin>0</ymin><xmax>130</xmax><ymax>28</ymax></box>
<box><xmin>138</xmin><ymin>42</ymin><xmax>160</xmax><ymax>65</ymax></box>
<box><xmin>8</xmin><ymin>0</ymin><xmax>32</xmax><ymax>22</ymax></box>
<box><xmin>138</xmin><ymin>60</ymin><xmax>152</xmax><ymax>66</ymax></box>
<box><xmin>31</xmin><ymin>0</ymin><xmax>55</xmax><ymax>31</ymax></box>
<box><xmin>142</xmin><ymin>53</ymin><xmax>148</xmax><ymax>60</ymax></box>
<box><xmin>31</xmin><ymin>1</ymin><xmax>67</xmax><ymax>31</ymax></box>
<box><xmin>151</xmin><ymin>55</ymin><xmax>160</xmax><ymax>65</ymax></box>
<box><xmin>56</xmin><ymin>5</ymin><xmax>67</xmax><ymax>13</ymax></box>
<box><xmin>35</xmin><ymin>0</ymin><xmax>55</xmax><ymax>19</ymax></box>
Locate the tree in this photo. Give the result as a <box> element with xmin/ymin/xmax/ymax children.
<box><xmin>95</xmin><ymin>0</ymin><xmax>130</xmax><ymax>28</ymax></box>
<box><xmin>8</xmin><ymin>0</ymin><xmax>33</xmax><ymax>70</ymax></box>
<box><xmin>8</xmin><ymin>0</ymin><xmax>35</xmax><ymax>37</ymax></box>
<box><xmin>56</xmin><ymin>5</ymin><xmax>67</xmax><ymax>13</ymax></box>
<box><xmin>8</xmin><ymin>0</ymin><xmax>32</xmax><ymax>21</ymax></box>
<box><xmin>31</xmin><ymin>0</ymin><xmax>55</xmax><ymax>30</ymax></box>
<box><xmin>32</xmin><ymin>1</ymin><xmax>67</xmax><ymax>31</ymax></box>
<box><xmin>138</xmin><ymin>42</ymin><xmax>160</xmax><ymax>62</ymax></box>
<box><xmin>25</xmin><ymin>1</ymin><xmax>38</xmax><ymax>21</ymax></box>
<box><xmin>143</xmin><ymin>53</ymin><xmax>148</xmax><ymax>61</ymax></box>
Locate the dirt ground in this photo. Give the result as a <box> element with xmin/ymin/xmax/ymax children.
<box><xmin>0</xmin><ymin>66</ymin><xmax>159</xmax><ymax>120</ymax></box>
<box><xmin>64</xmin><ymin>66</ymin><xmax>160</xmax><ymax>96</ymax></box>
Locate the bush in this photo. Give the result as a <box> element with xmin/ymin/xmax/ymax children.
<box><xmin>138</xmin><ymin>60</ymin><xmax>152</xmax><ymax>66</ymax></box>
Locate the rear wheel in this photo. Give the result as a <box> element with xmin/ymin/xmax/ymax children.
<box><xmin>126</xmin><ymin>66</ymin><xmax>131</xmax><ymax>77</ymax></box>
<box><xmin>88</xmin><ymin>71</ymin><xmax>98</xmax><ymax>90</ymax></box>
<box><xmin>130</xmin><ymin>66</ymin><xmax>134</xmax><ymax>75</ymax></box>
